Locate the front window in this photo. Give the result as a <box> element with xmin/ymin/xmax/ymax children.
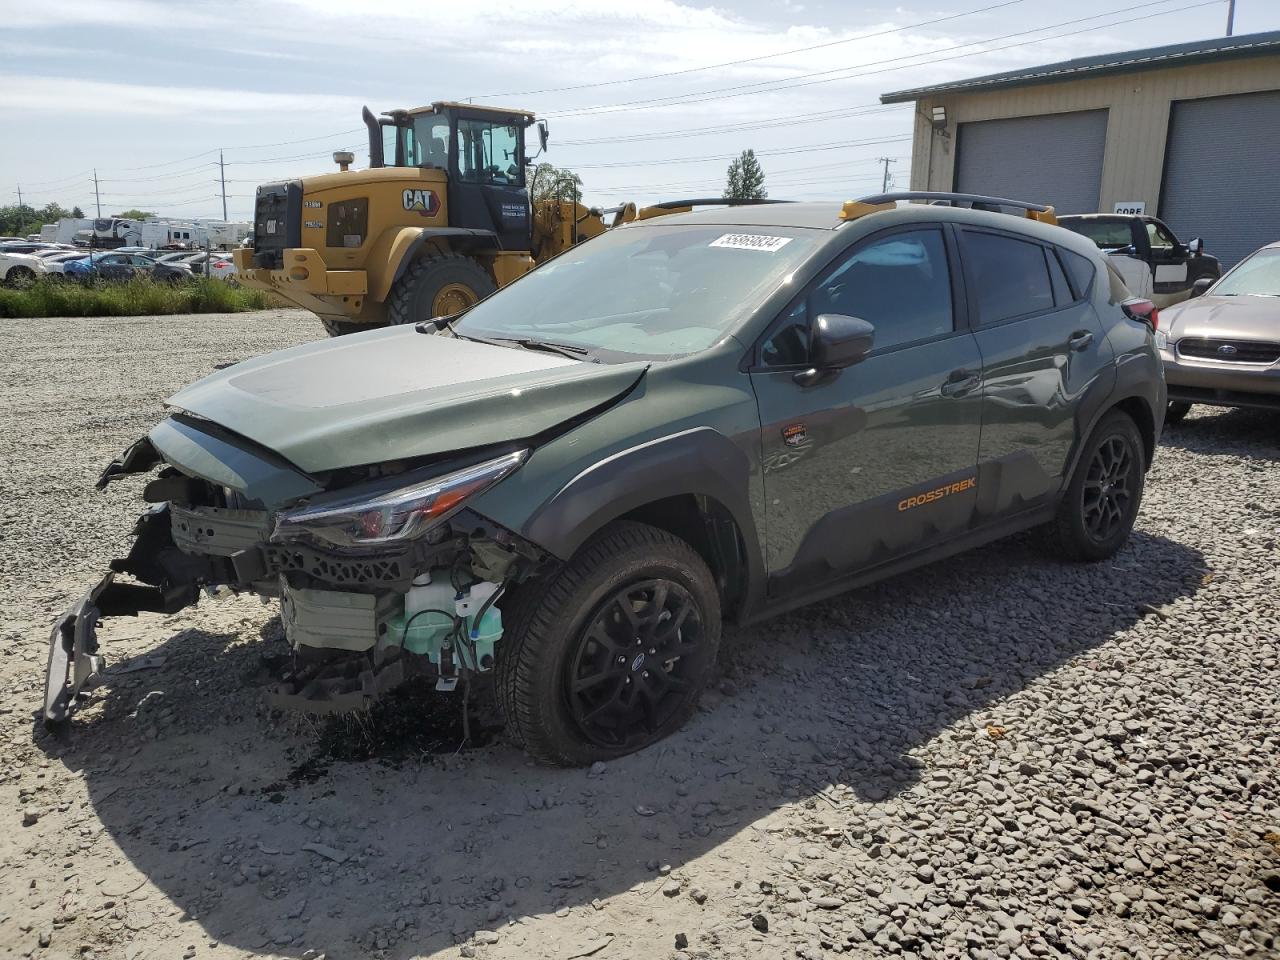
<box><xmin>451</xmin><ymin>224</ymin><xmax>819</xmax><ymax>361</ymax></box>
<box><xmin>1146</xmin><ymin>221</ymin><xmax>1177</xmax><ymax>252</ymax></box>
<box><xmin>1211</xmin><ymin>249</ymin><xmax>1280</xmax><ymax>297</ymax></box>
<box><xmin>457</xmin><ymin>118</ymin><xmax>522</xmax><ymax>186</ymax></box>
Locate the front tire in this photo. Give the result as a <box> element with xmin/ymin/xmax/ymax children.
<box><xmin>386</xmin><ymin>253</ymin><xmax>496</xmax><ymax>326</ymax></box>
<box><xmin>1165</xmin><ymin>401</ymin><xmax>1191</xmax><ymax>425</ymax></box>
<box><xmin>496</xmin><ymin>522</ymin><xmax>721</xmax><ymax>766</ymax></box>
<box><xmin>1045</xmin><ymin>410</ymin><xmax>1145</xmax><ymax>562</ymax></box>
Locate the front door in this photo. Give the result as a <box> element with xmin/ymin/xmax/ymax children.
<box><xmin>1145</xmin><ymin>218</ymin><xmax>1194</xmax><ymax>305</ymax></box>
<box><xmin>748</xmin><ymin>226</ymin><xmax>984</xmax><ymax>597</ymax></box>
<box><xmin>957</xmin><ymin>228</ymin><xmax>1115</xmax><ymax>520</ymax></box>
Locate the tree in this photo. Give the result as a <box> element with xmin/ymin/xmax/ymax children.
<box><xmin>112</xmin><ymin>209</ymin><xmax>155</xmax><ymax>220</ymax></box>
<box><xmin>530</xmin><ymin>163</ymin><xmax>583</xmax><ymax>203</ymax></box>
<box><xmin>723</xmin><ymin>149</ymin><xmax>767</xmax><ymax>200</ymax></box>
<box><xmin>0</xmin><ymin>201</ymin><xmax>78</xmax><ymax>237</ymax></box>
<box><xmin>71</xmin><ymin>206</ymin><xmax>85</xmax><ymax>219</ymax></box>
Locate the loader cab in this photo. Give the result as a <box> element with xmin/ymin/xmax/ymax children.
<box><xmin>365</xmin><ymin>101</ymin><xmax>543</xmax><ymax>252</ymax></box>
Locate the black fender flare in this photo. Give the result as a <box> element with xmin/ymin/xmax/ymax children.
<box><xmin>521</xmin><ymin>427</ymin><xmax>766</xmax><ymax>614</ymax></box>
<box><xmin>388</xmin><ymin>227</ymin><xmax>499</xmax><ymax>292</ymax></box>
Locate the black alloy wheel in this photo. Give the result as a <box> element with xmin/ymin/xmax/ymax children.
<box><xmin>496</xmin><ymin>521</ymin><xmax>721</xmax><ymax>766</ymax></box>
<box><xmin>565</xmin><ymin>579</ymin><xmax>708</xmax><ymax>750</ymax></box>
<box><xmin>1043</xmin><ymin>409</ymin><xmax>1145</xmax><ymax>562</ymax></box>
<box><xmin>1082</xmin><ymin>435</ymin><xmax>1133</xmax><ymax>543</ymax></box>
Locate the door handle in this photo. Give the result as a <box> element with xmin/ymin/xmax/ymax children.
<box><xmin>940</xmin><ymin>369</ymin><xmax>980</xmax><ymax>397</ymax></box>
<box><xmin>1068</xmin><ymin>330</ymin><xmax>1094</xmax><ymax>351</ymax></box>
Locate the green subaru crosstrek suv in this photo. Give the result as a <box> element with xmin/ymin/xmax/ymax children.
<box><xmin>46</xmin><ymin>192</ymin><xmax>1166</xmax><ymax>765</ymax></box>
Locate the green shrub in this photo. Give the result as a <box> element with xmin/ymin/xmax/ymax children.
<box><xmin>0</xmin><ymin>276</ymin><xmax>277</xmax><ymax>318</ymax></box>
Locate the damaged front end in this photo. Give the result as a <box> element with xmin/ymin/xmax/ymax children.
<box><xmin>45</xmin><ymin>416</ymin><xmax>544</xmax><ymax>725</ymax></box>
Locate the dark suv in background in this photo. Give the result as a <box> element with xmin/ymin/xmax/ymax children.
<box><xmin>47</xmin><ymin>193</ymin><xmax>1166</xmax><ymax>765</ymax></box>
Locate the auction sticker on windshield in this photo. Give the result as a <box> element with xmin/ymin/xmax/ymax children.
<box><xmin>709</xmin><ymin>234</ymin><xmax>793</xmax><ymax>252</ymax></box>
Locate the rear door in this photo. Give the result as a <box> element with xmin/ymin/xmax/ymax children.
<box><xmin>959</xmin><ymin>229</ymin><xmax>1115</xmax><ymax>521</ymax></box>
<box><xmin>748</xmin><ymin>225</ymin><xmax>984</xmax><ymax>596</ymax></box>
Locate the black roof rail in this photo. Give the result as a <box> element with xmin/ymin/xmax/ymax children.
<box><xmin>646</xmin><ymin>198</ymin><xmax>793</xmax><ymax>210</ymax></box>
<box><xmin>857</xmin><ymin>191</ymin><xmax>1052</xmax><ymax>213</ymax></box>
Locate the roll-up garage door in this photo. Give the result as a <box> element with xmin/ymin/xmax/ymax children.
<box><xmin>1161</xmin><ymin>90</ymin><xmax>1280</xmax><ymax>269</ymax></box>
<box><xmin>954</xmin><ymin>110</ymin><xmax>1108</xmax><ymax>215</ymax></box>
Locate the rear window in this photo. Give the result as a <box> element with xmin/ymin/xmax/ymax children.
<box><xmin>1061</xmin><ymin>219</ymin><xmax>1133</xmax><ymax>249</ymax></box>
<box><xmin>963</xmin><ymin>231</ymin><xmax>1055</xmax><ymax>325</ymax></box>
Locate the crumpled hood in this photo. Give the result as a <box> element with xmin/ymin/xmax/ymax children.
<box><xmin>168</xmin><ymin>326</ymin><xmax>646</xmax><ymax>473</ymax></box>
<box><xmin>1164</xmin><ymin>294</ymin><xmax>1280</xmax><ymax>342</ymax></box>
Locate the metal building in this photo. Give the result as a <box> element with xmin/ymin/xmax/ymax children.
<box><xmin>881</xmin><ymin>31</ymin><xmax>1280</xmax><ymax>267</ymax></box>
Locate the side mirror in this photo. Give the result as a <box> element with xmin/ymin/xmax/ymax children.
<box><xmin>795</xmin><ymin>314</ymin><xmax>875</xmax><ymax>384</ymax></box>
<box><xmin>1190</xmin><ymin>277</ymin><xmax>1214</xmax><ymax>298</ymax></box>
<box><xmin>538</xmin><ymin>120</ymin><xmax>549</xmax><ymax>153</ymax></box>
<box><xmin>1187</xmin><ymin>237</ymin><xmax>1203</xmax><ymax>256</ymax></box>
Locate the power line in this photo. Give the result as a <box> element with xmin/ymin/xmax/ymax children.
<box><xmin>473</xmin><ymin>0</ymin><xmax>1029</xmax><ymax>98</ymax></box>
<box><xmin>565</xmin><ymin>135</ymin><xmax>912</xmax><ymax>170</ymax></box>
<box><xmin>557</xmin><ymin>103</ymin><xmax>909</xmax><ymax>147</ymax></box>
<box><xmin>541</xmin><ymin>0</ymin><xmax>1202</xmax><ymax>118</ymax></box>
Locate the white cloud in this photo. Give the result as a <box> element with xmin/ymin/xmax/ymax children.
<box><xmin>0</xmin><ymin>75</ymin><xmax>360</xmax><ymax>118</ymax></box>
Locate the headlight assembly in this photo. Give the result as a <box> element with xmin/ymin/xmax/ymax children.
<box><xmin>273</xmin><ymin>450</ymin><xmax>527</xmax><ymax>548</ymax></box>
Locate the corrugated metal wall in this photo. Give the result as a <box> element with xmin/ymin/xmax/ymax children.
<box><xmin>954</xmin><ymin>110</ymin><xmax>1108</xmax><ymax>214</ymax></box>
<box><xmin>909</xmin><ymin>55</ymin><xmax>1280</xmax><ymax>217</ymax></box>
<box><xmin>1160</xmin><ymin>90</ymin><xmax>1280</xmax><ymax>268</ymax></box>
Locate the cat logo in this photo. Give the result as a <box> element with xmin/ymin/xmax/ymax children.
<box><xmin>402</xmin><ymin>189</ymin><xmax>439</xmax><ymax>216</ymax></box>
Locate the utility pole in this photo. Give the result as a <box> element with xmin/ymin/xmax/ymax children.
<box><xmin>1226</xmin><ymin>0</ymin><xmax>1236</xmax><ymax>36</ymax></box>
<box><xmin>219</xmin><ymin>150</ymin><xmax>228</xmax><ymax>222</ymax></box>
<box><xmin>93</xmin><ymin>169</ymin><xmax>102</xmax><ymax>217</ymax></box>
<box><xmin>877</xmin><ymin>157</ymin><xmax>896</xmax><ymax>193</ymax></box>
<box><xmin>15</xmin><ymin>184</ymin><xmax>22</xmax><ymax>208</ymax></box>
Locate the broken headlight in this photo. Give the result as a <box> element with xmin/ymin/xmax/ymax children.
<box><xmin>272</xmin><ymin>450</ymin><xmax>527</xmax><ymax>549</ymax></box>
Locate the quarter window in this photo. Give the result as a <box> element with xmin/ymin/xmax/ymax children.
<box><xmin>1058</xmin><ymin>248</ymin><xmax>1096</xmax><ymax>301</ymax></box>
<box><xmin>964</xmin><ymin>232</ymin><xmax>1055</xmax><ymax>325</ymax></box>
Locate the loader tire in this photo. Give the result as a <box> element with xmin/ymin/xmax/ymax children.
<box><xmin>320</xmin><ymin>317</ymin><xmax>370</xmax><ymax>337</ymax></box>
<box><xmin>386</xmin><ymin>253</ymin><xmax>496</xmax><ymax>326</ymax></box>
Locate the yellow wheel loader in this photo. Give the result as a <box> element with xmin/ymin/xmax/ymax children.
<box><xmin>232</xmin><ymin>102</ymin><xmax>633</xmax><ymax>336</ymax></box>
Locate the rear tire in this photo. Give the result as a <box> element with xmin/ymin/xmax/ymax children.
<box><xmin>495</xmin><ymin>522</ymin><xmax>721</xmax><ymax>766</ymax></box>
<box><xmin>1165</xmin><ymin>401</ymin><xmax>1191</xmax><ymax>425</ymax></box>
<box><xmin>386</xmin><ymin>253</ymin><xmax>495</xmax><ymax>326</ymax></box>
<box><xmin>320</xmin><ymin>317</ymin><xmax>370</xmax><ymax>337</ymax></box>
<box><xmin>1044</xmin><ymin>410</ymin><xmax>1145</xmax><ymax>562</ymax></box>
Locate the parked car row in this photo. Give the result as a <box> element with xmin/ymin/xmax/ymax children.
<box><xmin>0</xmin><ymin>240</ymin><xmax>238</xmax><ymax>286</ymax></box>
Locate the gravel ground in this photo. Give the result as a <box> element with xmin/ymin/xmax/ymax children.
<box><xmin>0</xmin><ymin>310</ymin><xmax>1277</xmax><ymax>960</ymax></box>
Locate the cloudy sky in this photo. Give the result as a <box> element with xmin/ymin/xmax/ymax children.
<box><xmin>0</xmin><ymin>0</ymin><xmax>1272</xmax><ymax>222</ymax></box>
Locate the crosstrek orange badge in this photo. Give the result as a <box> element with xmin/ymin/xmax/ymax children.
<box><xmin>898</xmin><ymin>477</ymin><xmax>976</xmax><ymax>512</ymax></box>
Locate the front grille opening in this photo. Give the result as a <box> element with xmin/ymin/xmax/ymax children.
<box><xmin>1176</xmin><ymin>338</ymin><xmax>1280</xmax><ymax>365</ymax></box>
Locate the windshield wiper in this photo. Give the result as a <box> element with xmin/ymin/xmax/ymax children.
<box><xmin>494</xmin><ymin>337</ymin><xmax>599</xmax><ymax>362</ymax></box>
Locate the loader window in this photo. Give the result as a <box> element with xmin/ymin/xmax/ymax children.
<box><xmin>457</xmin><ymin>119</ymin><xmax>522</xmax><ymax>186</ymax></box>
<box><xmin>408</xmin><ymin>114</ymin><xmax>451</xmax><ymax>169</ymax></box>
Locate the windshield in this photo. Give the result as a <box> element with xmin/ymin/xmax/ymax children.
<box><xmin>1212</xmin><ymin>248</ymin><xmax>1280</xmax><ymax>297</ymax></box>
<box><xmin>451</xmin><ymin>224</ymin><xmax>819</xmax><ymax>361</ymax></box>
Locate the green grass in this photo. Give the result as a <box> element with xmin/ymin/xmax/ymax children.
<box><xmin>0</xmin><ymin>276</ymin><xmax>277</xmax><ymax>318</ymax></box>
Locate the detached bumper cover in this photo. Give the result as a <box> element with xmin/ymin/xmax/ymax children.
<box><xmin>44</xmin><ymin>573</ymin><xmax>198</xmax><ymax>724</ymax></box>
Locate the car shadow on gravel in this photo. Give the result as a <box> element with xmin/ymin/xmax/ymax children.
<box><xmin>1161</xmin><ymin>407</ymin><xmax>1280</xmax><ymax>459</ymax></box>
<box><xmin>31</xmin><ymin>528</ymin><xmax>1205</xmax><ymax>958</ymax></box>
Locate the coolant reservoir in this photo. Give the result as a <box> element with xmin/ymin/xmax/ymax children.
<box><xmin>456</xmin><ymin>581</ymin><xmax>503</xmax><ymax>669</ymax></box>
